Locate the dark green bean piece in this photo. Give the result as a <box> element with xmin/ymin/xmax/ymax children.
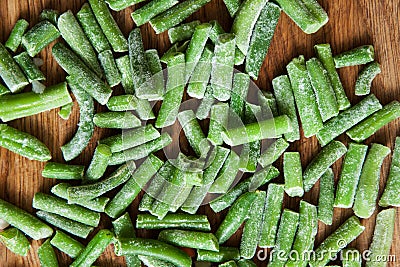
<box><xmin>36</xmin><ymin>211</ymin><xmax>93</xmax><ymax>239</ymax></box>
<box><xmin>136</xmin><ymin>213</ymin><xmax>211</xmax><ymax>231</ymax></box>
<box><xmin>159</xmin><ymin>230</ymin><xmax>219</xmax><ymax>251</ymax></box>
<box><xmin>76</xmin><ymin>3</ymin><xmax>111</xmax><ymax>54</ymax></box>
<box><xmin>0</xmin><ymin>124</ymin><xmax>51</xmax><ymax>162</ymax></box>
<box><xmin>168</xmin><ymin>20</ymin><xmax>200</xmax><ymax>43</ymax></box>
<box><xmin>143</xmin><ymin>49</ymin><xmax>164</xmax><ymax>100</ymax></box>
<box><xmin>50</xmin><ymin>231</ymin><xmax>84</xmax><ymax>258</ymax></box>
<box><xmin>98</xmin><ymin>50</ymin><xmax>121</xmax><ymax>87</ymax></box>
<box><xmin>85</xmin><ymin>144</ymin><xmax>112</xmax><ymax>181</ymax></box>
<box><xmin>116</xmin><ymin>55</ymin><xmax>135</xmax><ymax>94</ymax></box>
<box><xmin>61</xmin><ymin>76</ymin><xmax>94</xmax><ymax>161</ymax></box>
<box><xmin>5</xmin><ymin>19</ymin><xmax>29</xmax><ymax>52</ymax></box>
<box><xmin>131</xmin><ymin>0</ymin><xmax>179</xmax><ymax>26</ymax></box>
<box><xmin>0</xmin><ymin>227</ymin><xmax>30</xmax><ymax>256</ymax></box>
<box><xmin>22</xmin><ymin>20</ymin><xmax>60</xmax><ymax>57</ymax></box>
<box><xmin>355</xmin><ymin>62</ymin><xmax>381</xmax><ymax>95</ymax></box>
<box><xmin>38</xmin><ymin>239</ymin><xmax>59</xmax><ymax>267</ymax></box>
<box><xmin>138</xmin><ymin>255</ymin><xmax>174</xmax><ymax>267</ymax></box>
<box><xmin>197</xmin><ymin>247</ymin><xmax>240</xmax><ymax>262</ymax></box>
<box><xmin>70</xmin><ymin>229</ymin><xmax>114</xmax><ymax>267</ymax></box>
<box><xmin>318</xmin><ymin>168</ymin><xmax>335</xmax><ymax>225</ymax></box>
<box><xmin>33</xmin><ymin>193</ymin><xmax>100</xmax><ymax>227</ymax></box>
<box><xmin>334</xmin><ymin>45</ymin><xmax>374</xmax><ymax>68</ymax></box>
<box><xmin>0</xmin><ymin>43</ymin><xmax>29</xmax><ymax>93</ymax></box>
<box><xmin>238</xmin><ymin>259</ymin><xmax>257</xmax><ymax>267</ymax></box>
<box><xmin>68</xmin><ymin>163</ymin><xmax>134</xmax><ymax>202</ymax></box>
<box><xmin>14</xmin><ymin>52</ymin><xmax>45</xmax><ymax>82</ymax></box>
<box><xmin>42</xmin><ymin>162</ymin><xmax>85</xmax><ymax>180</ymax></box>
<box><xmin>115</xmin><ymin>238</ymin><xmax>192</xmax><ymax>267</ymax></box>
<box><xmin>196</xmin><ymin>85</ymin><xmax>215</xmax><ymax>120</ymax></box>
<box><xmin>88</xmin><ymin>0</ymin><xmax>128</xmax><ymax>52</ymax></box>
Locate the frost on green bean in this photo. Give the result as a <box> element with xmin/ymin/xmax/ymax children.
<box><xmin>98</xmin><ymin>50</ymin><xmax>121</xmax><ymax>87</ymax></box>
<box><xmin>168</xmin><ymin>20</ymin><xmax>200</xmax><ymax>44</ymax></box>
<box><xmin>106</xmin><ymin>0</ymin><xmax>146</xmax><ymax>11</ymax></box>
<box><xmin>39</xmin><ymin>9</ymin><xmax>59</xmax><ymax>25</ymax></box>
<box><xmin>258</xmin><ymin>138</ymin><xmax>289</xmax><ymax>167</ymax></box>
<box><xmin>355</xmin><ymin>62</ymin><xmax>381</xmax><ymax>96</ymax></box>
<box><xmin>131</xmin><ymin>0</ymin><xmax>179</xmax><ymax>26</ymax></box>
<box><xmin>334</xmin><ymin>45</ymin><xmax>374</xmax><ymax>68</ymax></box>
<box><xmin>283</xmin><ymin>152</ymin><xmax>304</xmax><ymax>197</ymax></box>
<box><xmin>159</xmin><ymin>229</ymin><xmax>219</xmax><ymax>251</ymax></box>
<box><xmin>209</xmin><ymin>150</ymin><xmax>240</xmax><ymax>194</ymax></box>
<box><xmin>197</xmin><ymin>246</ymin><xmax>240</xmax><ymax>262</ymax></box>
<box><xmin>14</xmin><ymin>51</ymin><xmax>46</xmax><ymax>82</ymax></box>
<box><xmin>22</xmin><ymin>20</ymin><xmax>60</xmax><ymax>57</ymax></box>
<box><xmin>94</xmin><ymin>111</ymin><xmax>141</xmax><ymax>129</ymax></box>
<box><xmin>85</xmin><ymin>144</ymin><xmax>112</xmax><ymax>181</ymax></box>
<box><xmin>5</xmin><ymin>19</ymin><xmax>29</xmax><ymax>52</ymax></box>
<box><xmin>136</xmin><ymin>213</ymin><xmax>211</xmax><ymax>231</ymax></box>
<box><xmin>380</xmin><ymin>136</ymin><xmax>400</xmax><ymax>207</ymax></box>
<box><xmin>317</xmin><ymin>168</ymin><xmax>334</xmax><ymax>225</ymax></box>
<box><xmin>0</xmin><ymin>43</ymin><xmax>29</xmax><ymax>93</ymax></box>
<box><xmin>50</xmin><ymin>230</ymin><xmax>84</xmax><ymax>258</ymax></box>
<box><xmin>0</xmin><ymin>227</ymin><xmax>31</xmax><ymax>256</ymax></box>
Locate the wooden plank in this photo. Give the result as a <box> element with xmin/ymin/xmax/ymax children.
<box><xmin>0</xmin><ymin>0</ymin><xmax>398</xmax><ymax>266</ymax></box>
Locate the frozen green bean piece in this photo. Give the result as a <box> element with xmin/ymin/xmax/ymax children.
<box><xmin>208</xmin><ymin>103</ymin><xmax>229</xmax><ymax>146</ymax></box>
<box><xmin>0</xmin><ymin>228</ymin><xmax>30</xmax><ymax>256</ymax></box>
<box><xmin>159</xmin><ymin>230</ymin><xmax>219</xmax><ymax>251</ymax></box>
<box><xmin>131</xmin><ymin>0</ymin><xmax>179</xmax><ymax>26</ymax></box>
<box><xmin>380</xmin><ymin>137</ymin><xmax>400</xmax><ymax>207</ymax></box>
<box><xmin>0</xmin><ymin>82</ymin><xmax>72</xmax><ymax>122</ymax></box>
<box><xmin>178</xmin><ymin>110</ymin><xmax>206</xmax><ymax>156</ymax></box>
<box><xmin>274</xmin><ymin>0</ymin><xmax>327</xmax><ymax>34</ymax></box>
<box><xmin>161</xmin><ymin>41</ymin><xmax>189</xmax><ymax>63</ymax></box>
<box><xmin>93</xmin><ymin>111</ymin><xmax>141</xmax><ymax>129</ymax></box>
<box><xmin>85</xmin><ymin>144</ymin><xmax>112</xmax><ymax>181</ymax></box>
<box><xmin>342</xmin><ymin>249</ymin><xmax>362</xmax><ymax>267</ymax></box>
<box><xmin>128</xmin><ymin>28</ymin><xmax>152</xmax><ymax>94</ymax></box>
<box><xmin>143</xmin><ymin>49</ymin><xmax>164</xmax><ymax>100</ymax></box>
<box><xmin>335</xmin><ymin>143</ymin><xmax>368</xmax><ymax>208</ymax></box>
<box><xmin>5</xmin><ymin>19</ymin><xmax>29</xmax><ymax>52</ymax></box>
<box><xmin>0</xmin><ymin>124</ymin><xmax>51</xmax><ymax>162</ymax></box>
<box><xmin>268</xmin><ymin>209</ymin><xmax>299</xmax><ymax>267</ymax></box>
<box><xmin>51</xmin><ymin>183</ymin><xmax>110</xmax><ymax>212</ymax></box>
<box><xmin>188</xmin><ymin>45</ymin><xmax>214</xmax><ymax>99</ymax></box>
<box><xmin>109</xmin><ymin>133</ymin><xmax>172</xmax><ymax>165</ymax></box>
<box><xmin>209</xmin><ymin>150</ymin><xmax>240</xmax><ymax>194</ymax></box>
<box><xmin>210</xmin><ymin>166</ymin><xmax>279</xmax><ymax>213</ymax></box>
<box><xmin>258</xmin><ymin>91</ymin><xmax>278</xmax><ymax>117</ymax></box>
<box><xmin>219</xmin><ymin>261</ymin><xmax>238</xmax><ymax>267</ymax></box>
<box><xmin>22</xmin><ymin>20</ymin><xmax>60</xmax><ymax>57</ymax></box>
<box><xmin>222</xmin><ymin>0</ymin><xmax>240</xmax><ymax>17</ymax></box>
<box><xmin>307</xmin><ymin>57</ymin><xmax>339</xmax><ymax>121</ymax></box>
<box><xmin>216</xmin><ymin>192</ymin><xmax>257</xmax><ymax>244</ymax></box>
<box><xmin>115</xmin><ymin>238</ymin><xmax>192</xmax><ymax>267</ymax></box>
<box><xmin>50</xmin><ymin>231</ymin><xmax>84</xmax><ymax>258</ymax></box>
<box><xmin>353</xmin><ymin>143</ymin><xmax>390</xmax><ymax>218</ymax></box>
<box><xmin>272</xmin><ymin>75</ymin><xmax>300</xmax><ymax>141</ymax></box>
<box><xmin>42</xmin><ymin>162</ymin><xmax>84</xmax><ymax>180</ymax></box>
<box><xmin>52</xmin><ymin>43</ymin><xmax>112</xmax><ymax>105</ymax></box>
<box><xmin>58</xmin><ymin>10</ymin><xmax>103</xmax><ymax>77</ymax></box>
<box><xmin>185</xmin><ymin>23</ymin><xmax>212</xmax><ymax>80</ymax></box>
<box><xmin>222</xmin><ymin>115</ymin><xmax>292</xmax><ymax>146</ymax></box>
<box><xmin>283</xmin><ymin>152</ymin><xmax>304</xmax><ymax>197</ymax></box>
<box><xmin>68</xmin><ymin>163</ymin><xmax>134</xmax><ymax>201</ymax></box>
<box><xmin>242</xmin><ymin>104</ymin><xmax>261</xmax><ymax>173</ymax></box>
<box><xmin>149</xmin><ymin>0</ymin><xmax>211</xmax><ymax>34</ymax></box>
<box><xmin>309</xmin><ymin>216</ymin><xmax>365</xmax><ymax>267</ymax></box>
<box><xmin>240</xmin><ymin>191</ymin><xmax>266</xmax><ymax>259</ymax></box>
<box><xmin>77</xmin><ymin>3</ymin><xmax>111</xmax><ymax>53</ymax></box>
<box><xmin>314</xmin><ymin>43</ymin><xmax>350</xmax><ymax>110</ymax></box>
<box><xmin>58</xmin><ymin>103</ymin><xmax>73</xmax><ymax>120</ymax></box>
<box><xmin>39</xmin><ymin>9</ymin><xmax>59</xmax><ymax>25</ymax></box>
<box><xmin>355</xmin><ymin>62</ymin><xmax>381</xmax><ymax>95</ymax></box>
<box><xmin>168</xmin><ymin>20</ymin><xmax>200</xmax><ymax>43</ymax></box>
<box><xmin>138</xmin><ymin>255</ymin><xmax>174</xmax><ymax>267</ymax></box>
<box><xmin>366</xmin><ymin>208</ymin><xmax>396</xmax><ymax>267</ymax></box>
<box><xmin>259</xmin><ymin>183</ymin><xmax>284</xmax><ymax>247</ymax></box>
<box><xmin>106</xmin><ymin>0</ymin><xmax>146</xmax><ymax>11</ymax></box>
<box><xmin>318</xmin><ymin>168</ymin><xmax>334</xmax><ymax>225</ymax></box>
<box><xmin>36</xmin><ymin>211</ymin><xmax>93</xmax><ymax>239</ymax></box>
<box><xmin>246</xmin><ymin>2</ymin><xmax>281</xmax><ymax>79</ymax></box>
<box><xmin>230</xmin><ymin>73</ymin><xmax>249</xmax><ymax>120</ymax></box>
<box><xmin>70</xmin><ymin>229</ymin><xmax>114</xmax><ymax>267</ymax></box>
<box><xmin>287</xmin><ymin>55</ymin><xmax>323</xmax><ymax>137</ymax></box>
<box><xmin>98</xmin><ymin>50</ymin><xmax>121</xmax><ymax>87</ymax></box>
<box><xmin>197</xmin><ymin>247</ymin><xmax>240</xmax><ymax>262</ymax></box>
<box><xmin>33</xmin><ymin>193</ymin><xmax>100</xmax><ymax>227</ymax></box>
<box><xmin>196</xmin><ymin>86</ymin><xmax>215</xmax><ymax>119</ymax></box>
<box><xmin>116</xmin><ymin>55</ymin><xmax>135</xmax><ymax>94</ymax></box>
<box><xmin>334</xmin><ymin>45</ymin><xmax>374</xmax><ymax>68</ymax></box>
<box><xmin>286</xmin><ymin>201</ymin><xmax>318</xmax><ymax>267</ymax></box>
<box><xmin>100</xmin><ymin>124</ymin><xmax>160</xmax><ymax>153</ymax></box>
<box><xmin>231</xmin><ymin>0</ymin><xmax>269</xmax><ymax>55</ymax></box>
<box><xmin>112</xmin><ymin>212</ymin><xmax>141</xmax><ymax>267</ymax></box>
<box><xmin>155</xmin><ymin>53</ymin><xmax>185</xmax><ymax>128</ymax></box>
<box><xmin>316</xmin><ymin>94</ymin><xmax>382</xmax><ymax>146</ymax></box>
<box><xmin>0</xmin><ymin>43</ymin><xmax>29</xmax><ymax>93</ymax></box>
<box><xmin>258</xmin><ymin>138</ymin><xmax>289</xmax><ymax>167</ymax></box>
<box><xmin>211</xmin><ymin>34</ymin><xmax>235</xmax><ymax>101</ymax></box>
<box><xmin>303</xmin><ymin>140</ymin><xmax>347</xmax><ymax>192</ymax></box>
<box><xmin>14</xmin><ymin>52</ymin><xmax>45</xmax><ymax>82</ymax></box>
<box><xmin>347</xmin><ymin>101</ymin><xmax>400</xmax><ymax>142</ymax></box>
<box><xmin>61</xmin><ymin>76</ymin><xmax>94</xmax><ymax>161</ymax></box>
<box><xmin>0</xmin><ymin>199</ymin><xmax>52</xmax><ymax>240</ymax></box>
<box><xmin>105</xmin><ymin>155</ymin><xmax>163</xmax><ymax>218</ymax></box>
<box><xmin>107</xmin><ymin>95</ymin><xmax>138</xmax><ymax>111</ymax></box>
<box><xmin>38</xmin><ymin>239</ymin><xmax>59</xmax><ymax>267</ymax></box>
<box><xmin>88</xmin><ymin>0</ymin><xmax>128</xmax><ymax>52</ymax></box>
<box><xmin>136</xmin><ymin>213</ymin><xmax>210</xmax><ymax>231</ymax></box>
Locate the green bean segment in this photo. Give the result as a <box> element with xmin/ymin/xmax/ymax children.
<box><xmin>258</xmin><ymin>138</ymin><xmax>289</xmax><ymax>167</ymax></box>
<box><xmin>106</xmin><ymin>0</ymin><xmax>146</xmax><ymax>11</ymax></box>
<box><xmin>159</xmin><ymin>229</ymin><xmax>219</xmax><ymax>251</ymax></box>
<box><xmin>0</xmin><ymin>43</ymin><xmax>29</xmax><ymax>92</ymax></box>
<box><xmin>334</xmin><ymin>45</ymin><xmax>374</xmax><ymax>68</ymax></box>
<box><xmin>98</xmin><ymin>50</ymin><xmax>121</xmax><ymax>87</ymax></box>
<box><xmin>353</xmin><ymin>143</ymin><xmax>390</xmax><ymax>218</ymax></box>
<box><xmin>317</xmin><ymin>168</ymin><xmax>334</xmax><ymax>225</ymax></box>
<box><xmin>136</xmin><ymin>213</ymin><xmax>210</xmax><ymax>231</ymax></box>
<box><xmin>22</xmin><ymin>20</ymin><xmax>60</xmax><ymax>57</ymax></box>
<box><xmin>355</xmin><ymin>62</ymin><xmax>381</xmax><ymax>95</ymax></box>
<box><xmin>50</xmin><ymin>231</ymin><xmax>84</xmax><ymax>258</ymax></box>
<box><xmin>283</xmin><ymin>152</ymin><xmax>304</xmax><ymax>197</ymax></box>
<box><xmin>38</xmin><ymin>239</ymin><xmax>59</xmax><ymax>267</ymax></box>
<box><xmin>5</xmin><ymin>19</ymin><xmax>29</xmax><ymax>52</ymax></box>
<box><xmin>85</xmin><ymin>144</ymin><xmax>112</xmax><ymax>181</ymax></box>
<box><xmin>197</xmin><ymin>247</ymin><xmax>240</xmax><ymax>262</ymax></box>
<box><xmin>380</xmin><ymin>136</ymin><xmax>400</xmax><ymax>207</ymax></box>
<box><xmin>14</xmin><ymin>52</ymin><xmax>45</xmax><ymax>82</ymax></box>
<box><xmin>168</xmin><ymin>20</ymin><xmax>200</xmax><ymax>43</ymax></box>
<box><xmin>131</xmin><ymin>0</ymin><xmax>179</xmax><ymax>26</ymax></box>
<box><xmin>42</xmin><ymin>162</ymin><xmax>84</xmax><ymax>179</ymax></box>
<box><xmin>0</xmin><ymin>227</ymin><xmax>30</xmax><ymax>256</ymax></box>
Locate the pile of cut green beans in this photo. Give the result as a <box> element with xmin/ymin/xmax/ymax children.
<box><xmin>0</xmin><ymin>0</ymin><xmax>398</xmax><ymax>266</ymax></box>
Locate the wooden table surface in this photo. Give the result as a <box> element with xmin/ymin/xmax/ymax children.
<box><xmin>0</xmin><ymin>0</ymin><xmax>399</xmax><ymax>266</ymax></box>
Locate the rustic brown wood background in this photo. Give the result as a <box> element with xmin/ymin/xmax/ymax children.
<box><xmin>0</xmin><ymin>0</ymin><xmax>399</xmax><ymax>266</ymax></box>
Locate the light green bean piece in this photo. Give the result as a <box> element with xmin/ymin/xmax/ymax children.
<box><xmin>58</xmin><ymin>103</ymin><xmax>73</xmax><ymax>120</ymax></box>
<box><xmin>196</xmin><ymin>86</ymin><xmax>215</xmax><ymax>120</ymax></box>
<box><xmin>86</xmin><ymin>144</ymin><xmax>112</xmax><ymax>181</ymax></box>
<box><xmin>50</xmin><ymin>231</ymin><xmax>84</xmax><ymax>258</ymax></box>
<box><xmin>258</xmin><ymin>138</ymin><xmax>289</xmax><ymax>167</ymax></box>
<box><xmin>5</xmin><ymin>19</ymin><xmax>29</xmax><ymax>52</ymax></box>
<box><xmin>93</xmin><ymin>111</ymin><xmax>141</xmax><ymax>129</ymax></box>
<box><xmin>353</xmin><ymin>143</ymin><xmax>390</xmax><ymax>218</ymax></box>
<box><xmin>42</xmin><ymin>162</ymin><xmax>84</xmax><ymax>180</ymax></box>
<box><xmin>380</xmin><ymin>136</ymin><xmax>400</xmax><ymax>207</ymax></box>
<box><xmin>106</xmin><ymin>0</ymin><xmax>146</xmax><ymax>11</ymax></box>
<box><xmin>208</xmin><ymin>103</ymin><xmax>229</xmax><ymax>146</ymax></box>
<box><xmin>39</xmin><ymin>9</ymin><xmax>59</xmax><ymax>25</ymax></box>
<box><xmin>342</xmin><ymin>248</ymin><xmax>362</xmax><ymax>267</ymax></box>
<box><xmin>0</xmin><ymin>227</ymin><xmax>30</xmax><ymax>256</ymax></box>
<box><xmin>98</xmin><ymin>50</ymin><xmax>121</xmax><ymax>87</ymax></box>
<box><xmin>22</xmin><ymin>20</ymin><xmax>60</xmax><ymax>57</ymax></box>
<box><xmin>131</xmin><ymin>0</ymin><xmax>179</xmax><ymax>26</ymax></box>
<box><xmin>209</xmin><ymin>150</ymin><xmax>240</xmax><ymax>194</ymax></box>
<box><xmin>355</xmin><ymin>62</ymin><xmax>381</xmax><ymax>95</ymax></box>
<box><xmin>334</xmin><ymin>45</ymin><xmax>375</xmax><ymax>68</ymax></box>
<box><xmin>318</xmin><ymin>168</ymin><xmax>335</xmax><ymax>225</ymax></box>
<box><xmin>0</xmin><ymin>43</ymin><xmax>28</xmax><ymax>92</ymax></box>
<box><xmin>14</xmin><ymin>52</ymin><xmax>45</xmax><ymax>82</ymax></box>
<box><xmin>116</xmin><ymin>55</ymin><xmax>135</xmax><ymax>94</ymax></box>
<box><xmin>143</xmin><ymin>49</ymin><xmax>164</xmax><ymax>100</ymax></box>
<box><xmin>197</xmin><ymin>247</ymin><xmax>240</xmax><ymax>262</ymax></box>
<box><xmin>283</xmin><ymin>152</ymin><xmax>304</xmax><ymax>197</ymax></box>
<box><xmin>168</xmin><ymin>20</ymin><xmax>200</xmax><ymax>43</ymax></box>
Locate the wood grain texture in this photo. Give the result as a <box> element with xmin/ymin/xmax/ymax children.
<box><xmin>0</xmin><ymin>0</ymin><xmax>399</xmax><ymax>266</ymax></box>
